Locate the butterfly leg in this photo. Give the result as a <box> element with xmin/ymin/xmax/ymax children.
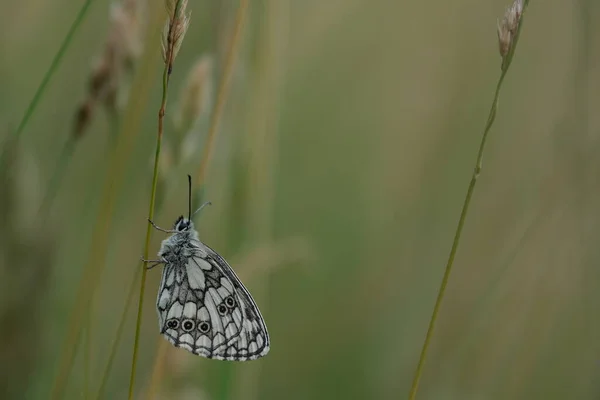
<box><xmin>140</xmin><ymin>256</ymin><xmax>166</xmax><ymax>269</ymax></box>
<box><xmin>147</xmin><ymin>218</ymin><xmax>177</xmax><ymax>233</ymax></box>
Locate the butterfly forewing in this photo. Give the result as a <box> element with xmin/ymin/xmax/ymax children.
<box><xmin>154</xmin><ymin>220</ymin><xmax>270</xmax><ymax>361</ymax></box>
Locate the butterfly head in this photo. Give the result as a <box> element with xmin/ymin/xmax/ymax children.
<box><xmin>173</xmin><ymin>216</ymin><xmax>193</xmax><ymax>232</ymax></box>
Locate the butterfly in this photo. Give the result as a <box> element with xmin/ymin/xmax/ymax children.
<box><xmin>144</xmin><ymin>176</ymin><xmax>270</xmax><ymax>361</ymax></box>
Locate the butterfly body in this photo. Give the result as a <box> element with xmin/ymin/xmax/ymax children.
<box><xmin>154</xmin><ymin>215</ymin><xmax>270</xmax><ymax>361</ymax></box>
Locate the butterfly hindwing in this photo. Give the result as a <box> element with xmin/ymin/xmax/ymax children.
<box><xmin>157</xmin><ymin>262</ymin><xmax>208</xmax><ymax>353</ymax></box>
<box><xmin>196</xmin><ymin>242</ymin><xmax>270</xmax><ymax>360</ymax></box>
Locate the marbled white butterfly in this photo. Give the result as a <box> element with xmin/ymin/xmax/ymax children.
<box><xmin>145</xmin><ymin>176</ymin><xmax>270</xmax><ymax>360</ymax></box>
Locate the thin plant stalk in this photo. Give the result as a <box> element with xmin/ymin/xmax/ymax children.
<box><xmin>144</xmin><ymin>2</ymin><xmax>249</xmax><ymax>397</ymax></box>
<box><xmin>0</xmin><ymin>0</ymin><xmax>96</xmax><ymax>162</ymax></box>
<box><xmin>408</xmin><ymin>2</ymin><xmax>530</xmax><ymax>399</ymax></box>
<box><xmin>128</xmin><ymin>1</ymin><xmax>190</xmax><ymax>397</ymax></box>
<box><xmin>127</xmin><ymin>44</ymin><xmax>169</xmax><ymax>400</ymax></box>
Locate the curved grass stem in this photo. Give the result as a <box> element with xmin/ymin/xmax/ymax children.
<box><xmin>127</xmin><ymin>57</ymin><xmax>171</xmax><ymax>400</ymax></box>
<box><xmin>407</xmin><ymin>2</ymin><xmax>530</xmax><ymax>399</ymax></box>
<box><xmin>2</xmin><ymin>0</ymin><xmax>95</xmax><ymax>157</ymax></box>
<box><xmin>128</xmin><ymin>0</ymin><xmax>191</xmax><ymax>395</ymax></box>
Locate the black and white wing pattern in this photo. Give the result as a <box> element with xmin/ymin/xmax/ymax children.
<box><xmin>156</xmin><ymin>232</ymin><xmax>270</xmax><ymax>361</ymax></box>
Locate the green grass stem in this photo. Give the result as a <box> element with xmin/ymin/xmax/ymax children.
<box><xmin>127</xmin><ymin>56</ymin><xmax>169</xmax><ymax>400</ymax></box>
<box><xmin>407</xmin><ymin>2</ymin><xmax>530</xmax><ymax>399</ymax></box>
<box><xmin>2</xmin><ymin>0</ymin><xmax>95</xmax><ymax>158</ymax></box>
<box><xmin>127</xmin><ymin>0</ymin><xmax>187</xmax><ymax>396</ymax></box>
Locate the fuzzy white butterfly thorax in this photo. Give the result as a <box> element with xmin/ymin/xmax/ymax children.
<box><xmin>153</xmin><ymin>215</ymin><xmax>270</xmax><ymax>361</ymax></box>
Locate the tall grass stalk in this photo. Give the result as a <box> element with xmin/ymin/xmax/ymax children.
<box><xmin>48</xmin><ymin>5</ymin><xmax>164</xmax><ymax>397</ymax></box>
<box><xmin>126</xmin><ymin>36</ymin><xmax>170</xmax><ymax>400</ymax></box>
<box><xmin>144</xmin><ymin>2</ymin><xmax>249</xmax><ymax>397</ymax></box>
<box><xmin>408</xmin><ymin>1</ymin><xmax>530</xmax><ymax>399</ymax></box>
<box><xmin>128</xmin><ymin>1</ymin><xmax>191</xmax><ymax>398</ymax></box>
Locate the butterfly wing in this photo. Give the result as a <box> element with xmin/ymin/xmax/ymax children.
<box><xmin>199</xmin><ymin>242</ymin><xmax>270</xmax><ymax>361</ymax></box>
<box><xmin>156</xmin><ymin>240</ymin><xmax>270</xmax><ymax>361</ymax></box>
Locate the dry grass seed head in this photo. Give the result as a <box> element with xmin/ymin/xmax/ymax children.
<box><xmin>162</xmin><ymin>0</ymin><xmax>190</xmax><ymax>66</ymax></box>
<box><xmin>497</xmin><ymin>0</ymin><xmax>524</xmax><ymax>59</ymax></box>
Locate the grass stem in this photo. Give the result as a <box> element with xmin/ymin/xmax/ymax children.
<box><xmin>2</xmin><ymin>0</ymin><xmax>95</xmax><ymax>158</ymax></box>
<box><xmin>407</xmin><ymin>2</ymin><xmax>530</xmax><ymax>398</ymax></box>
<box><xmin>127</xmin><ymin>50</ymin><xmax>171</xmax><ymax>400</ymax></box>
<box><xmin>128</xmin><ymin>0</ymin><xmax>188</xmax><ymax>396</ymax></box>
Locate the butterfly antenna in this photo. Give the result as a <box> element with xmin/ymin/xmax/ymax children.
<box><xmin>191</xmin><ymin>201</ymin><xmax>212</xmax><ymax>218</ymax></box>
<box><xmin>187</xmin><ymin>174</ymin><xmax>192</xmax><ymax>221</ymax></box>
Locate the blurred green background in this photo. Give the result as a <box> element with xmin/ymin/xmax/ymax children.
<box><xmin>1</xmin><ymin>0</ymin><xmax>600</xmax><ymax>399</ymax></box>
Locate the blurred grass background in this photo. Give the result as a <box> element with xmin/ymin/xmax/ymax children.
<box><xmin>1</xmin><ymin>0</ymin><xmax>600</xmax><ymax>399</ymax></box>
